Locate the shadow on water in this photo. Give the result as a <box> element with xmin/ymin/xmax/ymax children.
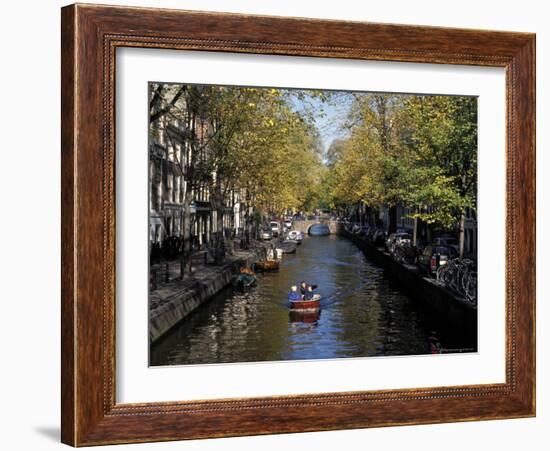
<box><xmin>150</xmin><ymin>235</ymin><xmax>475</xmax><ymax>366</ymax></box>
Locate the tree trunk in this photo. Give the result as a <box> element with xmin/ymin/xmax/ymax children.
<box><xmin>389</xmin><ymin>205</ymin><xmax>397</xmax><ymax>234</ymax></box>
<box><xmin>412</xmin><ymin>213</ymin><xmax>418</xmax><ymax>247</ymax></box>
<box><xmin>213</xmin><ymin>182</ymin><xmax>225</xmax><ymax>265</ymax></box>
<box><xmin>181</xmin><ymin>188</ymin><xmax>193</xmax><ymax>277</ymax></box>
<box><xmin>180</xmin><ymin>106</ymin><xmax>196</xmax><ymax>277</ymax></box>
<box><xmin>458</xmin><ymin>211</ymin><xmax>466</xmax><ymax>259</ymax></box>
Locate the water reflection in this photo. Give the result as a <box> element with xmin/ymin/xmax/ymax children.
<box><xmin>150</xmin><ymin>235</ymin><xmax>472</xmax><ymax>366</ymax></box>
<box><xmin>289</xmin><ymin>309</ymin><xmax>321</xmax><ymax>324</ymax></box>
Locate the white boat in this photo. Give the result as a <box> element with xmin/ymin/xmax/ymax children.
<box><xmin>287</xmin><ymin>230</ymin><xmax>303</xmax><ymax>243</ymax></box>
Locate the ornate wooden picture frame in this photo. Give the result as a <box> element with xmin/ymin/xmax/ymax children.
<box><xmin>61</xmin><ymin>3</ymin><xmax>535</xmax><ymax>446</ymax></box>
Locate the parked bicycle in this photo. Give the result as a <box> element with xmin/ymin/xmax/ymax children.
<box><xmin>436</xmin><ymin>258</ymin><xmax>477</xmax><ymax>304</ymax></box>
<box><xmin>390</xmin><ymin>242</ymin><xmax>419</xmax><ymax>265</ymax></box>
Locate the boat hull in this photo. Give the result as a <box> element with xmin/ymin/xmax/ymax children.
<box><xmin>232</xmin><ymin>274</ymin><xmax>256</xmax><ymax>288</ymax></box>
<box><xmin>252</xmin><ymin>260</ymin><xmax>280</xmax><ymax>272</ymax></box>
<box><xmin>280</xmin><ymin>243</ymin><xmax>297</xmax><ymax>253</ymax></box>
<box><xmin>290</xmin><ymin>301</ymin><xmax>320</xmax><ymax>310</ymax></box>
<box><xmin>287</xmin><ymin>231</ymin><xmax>303</xmax><ymax>242</ymax></box>
<box><xmin>289</xmin><ymin>295</ymin><xmax>321</xmax><ymax>310</ymax></box>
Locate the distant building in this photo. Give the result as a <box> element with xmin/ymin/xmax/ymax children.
<box><xmin>378</xmin><ymin>203</ymin><xmax>415</xmax><ymax>233</ymax></box>
<box><xmin>149</xmin><ymin>115</ymin><xmax>245</xmax><ymax>254</ymax></box>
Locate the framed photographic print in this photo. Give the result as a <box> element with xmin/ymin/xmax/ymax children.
<box><xmin>61</xmin><ymin>3</ymin><xmax>535</xmax><ymax>446</ymax></box>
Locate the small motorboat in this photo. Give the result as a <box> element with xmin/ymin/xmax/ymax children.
<box><xmin>287</xmin><ymin>230</ymin><xmax>303</xmax><ymax>243</ymax></box>
<box><xmin>280</xmin><ymin>240</ymin><xmax>297</xmax><ymax>254</ymax></box>
<box><xmin>252</xmin><ymin>260</ymin><xmax>280</xmax><ymax>272</ymax></box>
<box><xmin>239</xmin><ymin>267</ymin><xmax>255</xmax><ymax>275</ymax></box>
<box><xmin>232</xmin><ymin>273</ymin><xmax>256</xmax><ymax>289</ymax></box>
<box><xmin>289</xmin><ymin>294</ymin><xmax>321</xmax><ymax>310</ymax></box>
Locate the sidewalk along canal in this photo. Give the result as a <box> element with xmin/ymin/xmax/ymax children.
<box><xmin>149</xmin><ymin>246</ymin><xmax>268</xmax><ymax>343</ymax></box>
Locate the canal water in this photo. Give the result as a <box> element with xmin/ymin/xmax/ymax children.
<box><xmin>150</xmin><ymin>235</ymin><xmax>473</xmax><ymax>366</ymax></box>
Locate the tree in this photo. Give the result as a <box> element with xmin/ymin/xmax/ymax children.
<box><xmin>327</xmin><ymin>93</ymin><xmax>403</xmax><ymax>229</ymax></box>
<box><xmin>323</xmin><ymin>92</ymin><xmax>477</xmax><ymax>257</ymax></box>
<box><xmin>149</xmin><ymin>83</ymin><xmax>327</xmax><ymax>265</ymax></box>
<box><xmin>396</xmin><ymin>95</ymin><xmax>477</xmax><ymax>256</ymax></box>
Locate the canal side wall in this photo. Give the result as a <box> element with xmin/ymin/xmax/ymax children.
<box><xmin>149</xmin><ymin>247</ymin><xmax>267</xmax><ymax>343</ymax></box>
<box><xmin>343</xmin><ymin>231</ymin><xmax>477</xmax><ymax>339</ymax></box>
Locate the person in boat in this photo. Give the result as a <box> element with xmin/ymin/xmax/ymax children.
<box><xmin>288</xmin><ymin>285</ymin><xmax>302</xmax><ymax>301</ymax></box>
<box><xmin>300</xmin><ymin>281</ymin><xmax>318</xmax><ymax>296</ymax></box>
<box><xmin>304</xmin><ymin>285</ymin><xmax>315</xmax><ymax>300</ymax></box>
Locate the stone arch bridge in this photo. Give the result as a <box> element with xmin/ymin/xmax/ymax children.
<box><xmin>291</xmin><ymin>219</ymin><xmax>342</xmax><ymax>235</ymax></box>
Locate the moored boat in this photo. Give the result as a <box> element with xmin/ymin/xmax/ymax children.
<box><xmin>252</xmin><ymin>260</ymin><xmax>280</xmax><ymax>272</ymax></box>
<box><xmin>280</xmin><ymin>240</ymin><xmax>297</xmax><ymax>254</ymax></box>
<box><xmin>239</xmin><ymin>267</ymin><xmax>254</xmax><ymax>275</ymax></box>
<box><xmin>287</xmin><ymin>230</ymin><xmax>304</xmax><ymax>243</ymax></box>
<box><xmin>232</xmin><ymin>273</ymin><xmax>256</xmax><ymax>289</ymax></box>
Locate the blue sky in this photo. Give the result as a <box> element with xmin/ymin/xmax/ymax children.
<box><xmin>289</xmin><ymin>91</ymin><xmax>354</xmax><ymax>154</ymax></box>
